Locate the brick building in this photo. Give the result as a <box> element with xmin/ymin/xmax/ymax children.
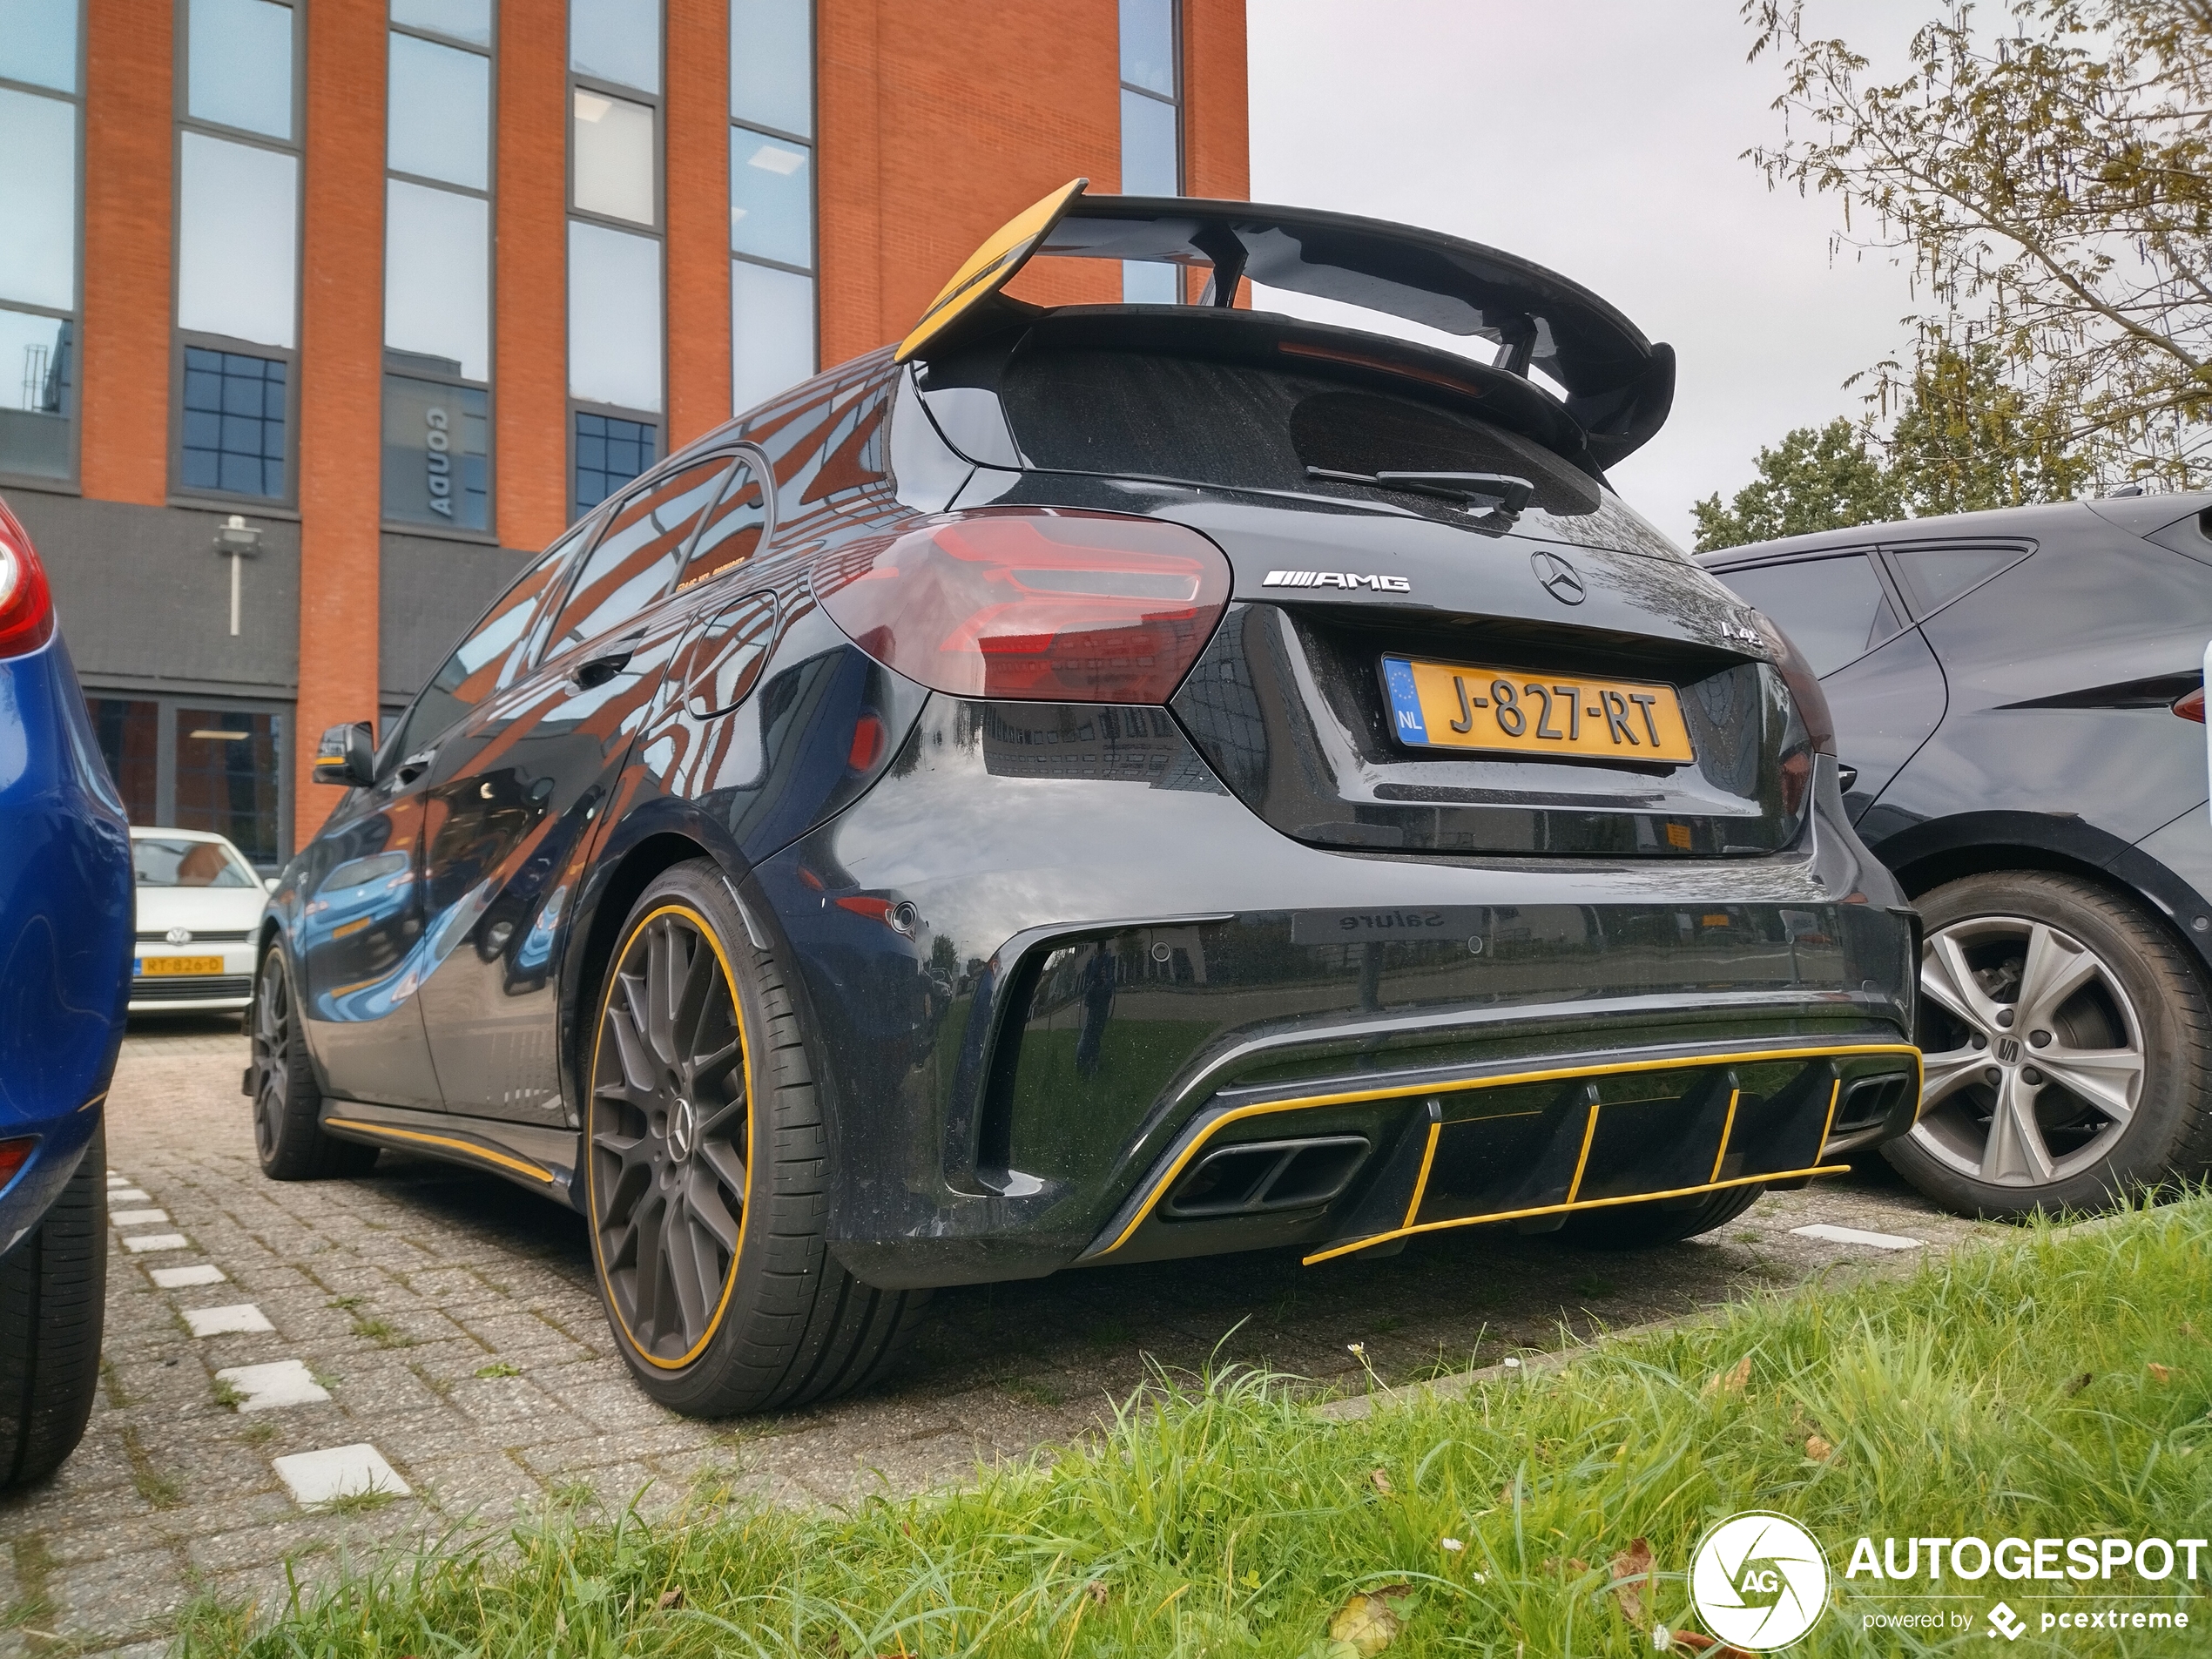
<box><xmin>0</xmin><ymin>0</ymin><xmax>1248</xmax><ymax>867</ymax></box>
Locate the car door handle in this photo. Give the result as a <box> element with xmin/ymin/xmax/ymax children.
<box><xmin>394</xmin><ymin>748</ymin><xmax>437</xmax><ymax>786</ymax></box>
<box><xmin>571</xmin><ymin>639</ymin><xmax>641</xmax><ymax>691</ymax></box>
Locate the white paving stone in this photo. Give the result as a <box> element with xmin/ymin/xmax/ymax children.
<box><xmin>150</xmin><ymin>1263</ymin><xmax>228</xmax><ymax>1288</ymax></box>
<box><xmin>273</xmin><ymin>1443</ymin><xmax>411</xmax><ymax>1507</ymax></box>
<box><xmin>111</xmin><ymin>1208</ymin><xmax>169</xmax><ymax>1226</ymax></box>
<box><xmin>109</xmin><ymin>1187</ymin><xmax>151</xmax><ymax>1204</ymax></box>
<box><xmin>184</xmin><ymin>1304</ymin><xmax>273</xmax><ymax>1338</ymax></box>
<box><xmin>217</xmin><ymin>1359</ymin><xmax>331</xmax><ymax>1411</ymax></box>
<box><xmin>1789</xmin><ymin>1223</ymin><xmax>1925</xmax><ymax>1250</ymax></box>
<box><xmin>105</xmin><ymin>1171</ymin><xmax>128</xmax><ymax>1184</ymax></box>
<box><xmin>121</xmin><ymin>1232</ymin><xmax>189</xmax><ymax>1253</ymax></box>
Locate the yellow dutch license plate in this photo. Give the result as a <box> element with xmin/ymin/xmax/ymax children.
<box><xmin>1381</xmin><ymin>655</ymin><xmax>1696</xmax><ymax>763</ymax></box>
<box><xmin>140</xmin><ymin>955</ymin><xmax>224</xmax><ymax>976</ymax></box>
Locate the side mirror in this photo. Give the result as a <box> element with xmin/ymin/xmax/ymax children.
<box><xmin>264</xmin><ymin>875</ymin><xmax>280</xmax><ymax>893</ymax></box>
<box><xmin>313</xmin><ymin>720</ymin><xmax>377</xmax><ymax>788</ymax></box>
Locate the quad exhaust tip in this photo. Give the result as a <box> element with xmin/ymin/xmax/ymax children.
<box><xmin>1162</xmin><ymin>1135</ymin><xmax>1372</xmax><ymax>1220</ymax></box>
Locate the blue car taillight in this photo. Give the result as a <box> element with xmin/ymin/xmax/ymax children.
<box><xmin>0</xmin><ymin>499</ymin><xmax>56</xmax><ymax>659</ymax></box>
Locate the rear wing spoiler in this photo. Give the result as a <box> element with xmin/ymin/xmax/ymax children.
<box><xmin>896</xmin><ymin>179</ymin><xmax>1676</xmax><ymax>469</ymax></box>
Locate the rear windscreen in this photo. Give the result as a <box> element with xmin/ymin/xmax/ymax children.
<box><xmin>997</xmin><ymin>348</ymin><xmax>1684</xmax><ymax>557</ymax></box>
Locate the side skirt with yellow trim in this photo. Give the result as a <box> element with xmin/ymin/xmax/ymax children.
<box><xmin>320</xmin><ymin>1102</ymin><xmax>584</xmax><ymax>1208</ymax></box>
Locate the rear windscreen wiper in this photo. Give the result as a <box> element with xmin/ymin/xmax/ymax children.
<box><xmin>1305</xmin><ymin>467</ymin><xmax>1535</xmax><ymax>516</ymax></box>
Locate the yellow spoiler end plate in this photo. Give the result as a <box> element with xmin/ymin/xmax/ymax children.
<box><xmin>894</xmin><ymin>178</ymin><xmax>1088</xmax><ymax>364</ymax></box>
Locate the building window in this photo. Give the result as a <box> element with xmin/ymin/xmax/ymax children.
<box><xmin>1118</xmin><ymin>0</ymin><xmax>1181</xmax><ymax>302</ymax></box>
<box><xmin>569</xmin><ymin>0</ymin><xmax>663</xmax><ymax>516</ymax></box>
<box><xmin>180</xmin><ymin>347</ymin><xmax>286</xmax><ymax>497</ymax></box>
<box><xmin>385</xmin><ymin>1</ymin><xmax>496</xmax><ymax>531</ymax></box>
<box><xmin>89</xmin><ymin>696</ymin><xmax>290</xmax><ymax>870</ymax></box>
<box><xmin>0</xmin><ymin>0</ymin><xmax>83</xmax><ymax>482</ymax></box>
<box><xmin>173</xmin><ymin>0</ymin><xmax>300</xmax><ymax>502</ymax></box>
<box><xmin>729</xmin><ymin>0</ymin><xmax>815</xmax><ymax>415</ymax></box>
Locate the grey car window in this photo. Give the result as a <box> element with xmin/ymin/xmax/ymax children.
<box><xmin>1888</xmin><ymin>543</ymin><xmax>2029</xmax><ymax>617</ymax></box>
<box><xmin>1719</xmin><ymin>553</ymin><xmax>1902</xmax><ymax>678</ymax></box>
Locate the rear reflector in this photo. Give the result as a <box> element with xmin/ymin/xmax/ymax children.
<box><xmin>814</xmin><ymin>509</ymin><xmax>1231</xmax><ymax>703</ymax></box>
<box><xmin>0</xmin><ymin>1136</ymin><xmax>33</xmax><ymax>1190</ymax></box>
<box><xmin>0</xmin><ymin>499</ymin><xmax>55</xmax><ymax>660</ymax></box>
<box><xmin>2175</xmin><ymin>685</ymin><xmax>2204</xmax><ymax>723</ymax></box>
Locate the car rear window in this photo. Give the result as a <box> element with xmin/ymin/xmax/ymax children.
<box><xmin>995</xmin><ymin>347</ymin><xmax>1684</xmax><ymax>557</ymax></box>
<box><xmin>133</xmin><ymin>837</ymin><xmax>257</xmax><ymax>887</ymax></box>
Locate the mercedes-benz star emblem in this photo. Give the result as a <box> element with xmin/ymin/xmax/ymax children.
<box><xmin>1530</xmin><ymin>549</ymin><xmax>1587</xmax><ymax>605</ymax></box>
<box><xmin>165</xmin><ymin>926</ymin><xmax>193</xmax><ymax>945</ymax></box>
<box><xmin>668</xmin><ymin>1097</ymin><xmax>697</xmax><ymax>1163</ymax></box>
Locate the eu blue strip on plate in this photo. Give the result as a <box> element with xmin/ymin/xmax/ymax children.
<box><xmin>1381</xmin><ymin>657</ymin><xmax>1428</xmax><ymax>745</ymax></box>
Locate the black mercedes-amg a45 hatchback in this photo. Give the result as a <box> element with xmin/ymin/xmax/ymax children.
<box><xmin>253</xmin><ymin>182</ymin><xmax>1920</xmax><ymax>1416</ymax></box>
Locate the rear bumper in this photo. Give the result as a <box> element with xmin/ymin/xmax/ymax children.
<box><xmin>747</xmin><ymin>695</ymin><xmax>1915</xmax><ymax>1289</ymax></box>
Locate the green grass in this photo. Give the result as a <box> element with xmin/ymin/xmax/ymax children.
<box><xmin>185</xmin><ymin>1199</ymin><xmax>2212</xmax><ymax>1656</ymax></box>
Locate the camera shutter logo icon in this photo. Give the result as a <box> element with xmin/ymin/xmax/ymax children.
<box><xmin>1689</xmin><ymin>1512</ymin><xmax>1830</xmax><ymax>1651</ymax></box>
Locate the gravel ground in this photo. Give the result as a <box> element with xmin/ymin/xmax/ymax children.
<box><xmin>0</xmin><ymin>1017</ymin><xmax>1990</xmax><ymax>1655</ymax></box>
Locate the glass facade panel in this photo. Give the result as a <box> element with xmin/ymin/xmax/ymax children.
<box><xmin>574</xmin><ymin>411</ymin><xmax>655</xmax><ymax>518</ymax></box>
<box><xmin>180</xmin><ymin>345</ymin><xmax>286</xmax><ymax>498</ymax></box>
<box><xmin>0</xmin><ymin>0</ymin><xmax>80</xmax><ymax>92</ymax></box>
<box><xmin>0</xmin><ymin>307</ymin><xmax>71</xmax><ymax>478</ymax></box>
<box><xmin>187</xmin><ymin>0</ymin><xmax>293</xmax><ymax>140</ymax></box>
<box><xmin>1119</xmin><ymin>84</ymin><xmax>1177</xmax><ymax>195</ymax></box>
<box><xmin>387</xmin><ymin>32</ymin><xmax>489</xmax><ymax>190</ymax></box>
<box><xmin>570</xmin><ymin>0</ymin><xmax>658</xmax><ymax>94</ymax></box>
<box><xmin>728</xmin><ymin>131</ymin><xmax>810</xmax><ymax>266</ymax></box>
<box><xmin>731</xmin><ymin>259</ymin><xmax>813</xmax><ymax>413</ymax></box>
<box><xmin>729</xmin><ymin>0</ymin><xmax>809</xmax><ymax>138</ymax></box>
<box><xmin>384</xmin><ymin>179</ymin><xmax>489</xmax><ymax>380</ymax></box>
<box><xmin>90</xmin><ymin>698</ymin><xmax>158</xmax><ymax>824</ymax></box>
<box><xmin>573</xmin><ymin>90</ymin><xmax>655</xmax><ymax>225</ymax></box>
<box><xmin>382</xmin><ymin>372</ymin><xmax>488</xmax><ymax>530</ymax></box>
<box><xmin>0</xmin><ymin>88</ymin><xmax>76</xmax><ymax>311</ymax></box>
<box><xmin>174</xmin><ymin>707</ymin><xmax>282</xmax><ymax>867</ymax></box>
<box><xmin>176</xmin><ymin>132</ymin><xmax>298</xmax><ymax>348</ymax></box>
<box><xmin>389</xmin><ymin>0</ymin><xmax>490</xmax><ymax>47</ymax></box>
<box><xmin>568</xmin><ymin>219</ymin><xmax>662</xmax><ymax>411</ymax></box>
<box><xmin>1118</xmin><ymin>0</ymin><xmax>1175</xmax><ymax>98</ymax></box>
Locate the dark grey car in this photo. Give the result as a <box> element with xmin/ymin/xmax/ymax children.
<box><xmin>1701</xmin><ymin>496</ymin><xmax>2212</xmax><ymax>1216</ymax></box>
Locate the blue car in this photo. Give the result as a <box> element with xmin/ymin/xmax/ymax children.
<box><xmin>0</xmin><ymin>495</ymin><xmax>133</xmax><ymax>1489</ymax></box>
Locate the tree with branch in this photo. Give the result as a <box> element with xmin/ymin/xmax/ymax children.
<box><xmin>1745</xmin><ymin>0</ymin><xmax>2212</xmax><ymax>489</ymax></box>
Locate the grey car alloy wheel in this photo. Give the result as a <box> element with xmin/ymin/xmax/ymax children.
<box><xmin>1912</xmin><ymin>914</ymin><xmax>2145</xmax><ymax>1187</ymax></box>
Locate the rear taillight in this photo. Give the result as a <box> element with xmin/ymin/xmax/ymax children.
<box><xmin>0</xmin><ymin>500</ymin><xmax>55</xmax><ymax>659</ymax></box>
<box><xmin>1747</xmin><ymin>609</ymin><xmax>1837</xmax><ymax>756</ymax></box>
<box><xmin>2175</xmin><ymin>686</ymin><xmax>2204</xmax><ymax>723</ymax></box>
<box><xmin>813</xmin><ymin>509</ymin><xmax>1232</xmax><ymax>703</ymax></box>
<box><xmin>0</xmin><ymin>1136</ymin><xmax>32</xmax><ymax>1190</ymax></box>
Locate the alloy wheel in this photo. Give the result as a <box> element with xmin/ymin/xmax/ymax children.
<box><xmin>588</xmin><ymin>907</ymin><xmax>751</xmax><ymax>1366</ymax></box>
<box><xmin>1912</xmin><ymin>914</ymin><xmax>2145</xmax><ymax>1187</ymax></box>
<box><xmin>251</xmin><ymin>956</ymin><xmax>288</xmax><ymax>1164</ymax></box>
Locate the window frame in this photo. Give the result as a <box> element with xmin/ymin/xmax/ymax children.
<box><xmin>538</xmin><ymin>448</ymin><xmax>740</xmax><ymax>662</ymax></box>
<box><xmin>566</xmin><ymin>0</ymin><xmax>667</xmax><ymax>504</ymax></box>
<box><xmin>382</xmin><ymin>4</ymin><xmax>499</xmax><ymax>539</ymax></box>
<box><xmin>86</xmin><ymin>689</ymin><xmax>294</xmax><ymax>872</ymax></box>
<box><xmin>0</xmin><ymin>0</ymin><xmax>88</xmax><ymax>493</ymax></box>
<box><xmin>1872</xmin><ymin>537</ymin><xmax>2037</xmax><ymax>626</ymax></box>
<box><xmin>727</xmin><ymin>0</ymin><xmax>817</xmax><ymax>415</ymax></box>
<box><xmin>1117</xmin><ymin>0</ymin><xmax>1184</xmax><ymax>300</ymax></box>
<box><xmin>168</xmin><ymin>0</ymin><xmax>306</xmax><ymax>509</ymax></box>
<box><xmin>1708</xmin><ymin>547</ymin><xmax>1911</xmax><ymax>679</ymax></box>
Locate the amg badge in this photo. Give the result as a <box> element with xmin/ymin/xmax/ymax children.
<box><xmin>1263</xmin><ymin>570</ymin><xmax>1412</xmax><ymax>592</ymax></box>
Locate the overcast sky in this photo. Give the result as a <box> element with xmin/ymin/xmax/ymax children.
<box><xmin>1245</xmin><ymin>0</ymin><xmax>1936</xmax><ymax>545</ymax></box>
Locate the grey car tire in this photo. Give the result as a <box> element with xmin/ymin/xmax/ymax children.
<box><xmin>251</xmin><ymin>948</ymin><xmax>378</xmax><ymax>1181</ymax></box>
<box><xmin>1885</xmin><ymin>871</ymin><xmax>2212</xmax><ymax>1217</ymax></box>
<box><xmin>0</xmin><ymin>1125</ymin><xmax>107</xmax><ymax>1489</ymax></box>
<box><xmin>583</xmin><ymin>860</ymin><xmax>929</xmax><ymax>1416</ymax></box>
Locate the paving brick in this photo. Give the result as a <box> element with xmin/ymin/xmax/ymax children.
<box><xmin>48</xmin><ymin>1549</ymin><xmax>193</xmax><ymax>1645</ymax></box>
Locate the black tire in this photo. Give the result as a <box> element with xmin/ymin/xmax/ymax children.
<box><xmin>251</xmin><ymin>948</ymin><xmax>377</xmax><ymax>1181</ymax></box>
<box><xmin>1885</xmin><ymin>871</ymin><xmax>2212</xmax><ymax>1218</ymax></box>
<box><xmin>1554</xmin><ymin>1183</ymin><xmax>1765</xmax><ymax>1250</ymax></box>
<box><xmin>583</xmin><ymin>860</ymin><xmax>929</xmax><ymax>1416</ymax></box>
<box><xmin>0</xmin><ymin>1125</ymin><xmax>107</xmax><ymax>1490</ymax></box>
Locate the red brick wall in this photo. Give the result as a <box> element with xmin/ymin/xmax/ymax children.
<box><xmin>1183</xmin><ymin>0</ymin><xmax>1248</xmax><ymax>204</ymax></box>
<box><xmin>293</xmin><ymin>3</ymin><xmax>388</xmax><ymax>846</ymax></box>
<box><xmin>495</xmin><ymin>0</ymin><xmax>570</xmax><ymax>555</ymax></box>
<box><xmin>79</xmin><ymin>0</ymin><xmax>172</xmax><ymax>506</ymax></box>
<box><xmin>667</xmin><ymin>0</ymin><xmax>732</xmax><ymax>447</ymax></box>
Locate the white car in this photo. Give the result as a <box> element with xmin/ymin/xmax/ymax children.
<box><xmin>130</xmin><ymin>828</ymin><xmax>270</xmax><ymax>1013</ymax></box>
